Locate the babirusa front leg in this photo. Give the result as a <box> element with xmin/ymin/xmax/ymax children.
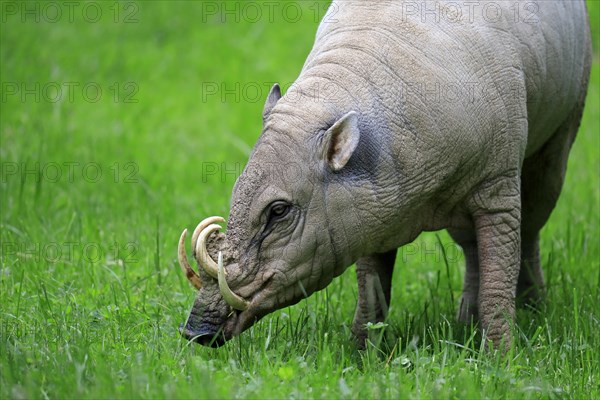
<box><xmin>471</xmin><ymin>173</ymin><xmax>521</xmax><ymax>351</ymax></box>
<box><xmin>352</xmin><ymin>250</ymin><xmax>396</xmax><ymax>348</ymax></box>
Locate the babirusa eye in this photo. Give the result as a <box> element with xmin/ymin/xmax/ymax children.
<box><xmin>269</xmin><ymin>202</ymin><xmax>290</xmax><ymax>219</ymax></box>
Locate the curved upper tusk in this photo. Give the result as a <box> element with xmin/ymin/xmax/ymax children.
<box><xmin>191</xmin><ymin>216</ymin><xmax>225</xmax><ymax>258</ymax></box>
<box><xmin>195</xmin><ymin>223</ymin><xmax>223</xmax><ymax>279</ymax></box>
<box><xmin>217</xmin><ymin>251</ymin><xmax>249</xmax><ymax>311</ymax></box>
<box><xmin>177</xmin><ymin>229</ymin><xmax>202</xmax><ymax>290</ymax></box>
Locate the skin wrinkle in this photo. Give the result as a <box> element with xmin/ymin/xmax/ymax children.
<box><xmin>311</xmin><ymin>41</ymin><xmax>397</xmax><ymax>81</ymax></box>
<box><xmin>434</xmin><ymin>9</ymin><xmax>487</xmax><ymax>66</ymax></box>
<box><xmin>261</xmin><ymin>130</ymin><xmax>305</xmax><ymax>156</ymax></box>
<box><xmin>314</xmin><ymin>243</ymin><xmax>337</xmax><ymax>289</ymax></box>
<box><xmin>310</xmin><ymin>24</ymin><xmax>456</xmax><ymax>77</ymax></box>
<box><xmin>333</xmin><ymin>197</ymin><xmax>358</xmax><ymax>258</ymax></box>
<box><xmin>310</xmin><ymin>245</ymin><xmax>322</xmax><ymax>298</ymax></box>
<box><xmin>322</xmin><ymin>173</ymin><xmax>340</xmax><ymax>274</ymax></box>
<box><xmin>435</xmin><ymin>152</ymin><xmax>482</xmax><ymax>201</ymax></box>
<box><xmin>267</xmin><ymin>251</ymin><xmax>321</xmax><ymax>307</ymax></box>
<box><xmin>266</xmin><ymin>111</ymin><xmax>314</xmax><ymax>140</ymax></box>
<box><xmin>265</xmin><ymin>109</ymin><xmax>300</xmax><ymax>129</ymax></box>
<box><xmin>269</xmin><ymin>104</ymin><xmax>340</xmax><ymax>141</ymax></box>
<box><xmin>306</xmin><ymin>58</ymin><xmax>428</xmax><ymax>128</ymax></box>
<box><xmin>304</xmin><ymin>56</ymin><xmax>381</xmax><ymax>100</ymax></box>
<box><xmin>456</xmin><ymin>34</ymin><xmax>516</xmax><ymax>158</ymax></box>
<box><xmin>303</xmin><ymin>61</ymin><xmax>409</xmax><ymax>130</ymax></box>
<box><xmin>297</xmin><ymin>68</ymin><xmax>360</xmax><ymax>105</ymax></box>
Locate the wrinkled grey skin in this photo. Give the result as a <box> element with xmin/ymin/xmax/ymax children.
<box><xmin>182</xmin><ymin>0</ymin><xmax>592</xmax><ymax>349</ymax></box>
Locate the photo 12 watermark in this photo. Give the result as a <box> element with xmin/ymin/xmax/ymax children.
<box><xmin>1</xmin><ymin>82</ymin><xmax>139</xmax><ymax>104</ymax></box>
<box><xmin>199</xmin><ymin>1</ymin><xmax>336</xmax><ymax>24</ymax></box>
<box><xmin>194</xmin><ymin>1</ymin><xmax>540</xmax><ymax>25</ymax></box>
<box><xmin>398</xmin><ymin>241</ymin><xmax>465</xmax><ymax>264</ymax></box>
<box><xmin>199</xmin><ymin>78</ymin><xmax>537</xmax><ymax>106</ymax></box>
<box><xmin>1</xmin><ymin>162</ymin><xmax>140</xmax><ymax>184</ymax></box>
<box><xmin>1</xmin><ymin>1</ymin><xmax>140</xmax><ymax>24</ymax></box>
<box><xmin>399</xmin><ymin>1</ymin><xmax>540</xmax><ymax>24</ymax></box>
<box><xmin>200</xmin><ymin>161</ymin><xmax>307</xmax><ymax>184</ymax></box>
<box><xmin>1</xmin><ymin>241</ymin><xmax>139</xmax><ymax>265</ymax></box>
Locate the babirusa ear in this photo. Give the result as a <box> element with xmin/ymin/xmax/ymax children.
<box><xmin>323</xmin><ymin>111</ymin><xmax>360</xmax><ymax>171</ymax></box>
<box><xmin>262</xmin><ymin>83</ymin><xmax>281</xmax><ymax>122</ymax></box>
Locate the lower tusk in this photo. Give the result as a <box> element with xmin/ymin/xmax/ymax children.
<box><xmin>217</xmin><ymin>252</ymin><xmax>249</xmax><ymax>311</ymax></box>
<box><xmin>177</xmin><ymin>229</ymin><xmax>202</xmax><ymax>290</ymax></box>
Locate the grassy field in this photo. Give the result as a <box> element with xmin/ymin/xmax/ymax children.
<box><xmin>1</xmin><ymin>1</ymin><xmax>598</xmax><ymax>398</ymax></box>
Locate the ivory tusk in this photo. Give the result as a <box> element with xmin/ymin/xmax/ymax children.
<box><xmin>191</xmin><ymin>216</ymin><xmax>225</xmax><ymax>258</ymax></box>
<box><xmin>195</xmin><ymin>224</ymin><xmax>223</xmax><ymax>279</ymax></box>
<box><xmin>218</xmin><ymin>251</ymin><xmax>249</xmax><ymax>311</ymax></box>
<box><xmin>177</xmin><ymin>229</ymin><xmax>202</xmax><ymax>290</ymax></box>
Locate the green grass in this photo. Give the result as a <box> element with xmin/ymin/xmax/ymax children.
<box><xmin>1</xmin><ymin>1</ymin><xmax>599</xmax><ymax>398</ymax></box>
